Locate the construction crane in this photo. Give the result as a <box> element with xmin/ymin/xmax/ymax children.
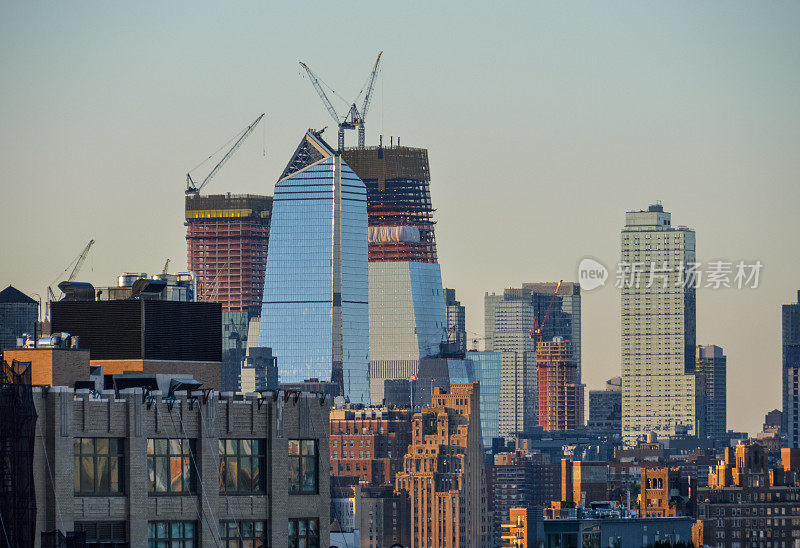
<box><xmin>529</xmin><ymin>280</ymin><xmax>563</xmax><ymax>345</ymax></box>
<box><xmin>185</xmin><ymin>113</ymin><xmax>265</xmax><ymax>196</ymax></box>
<box><xmin>299</xmin><ymin>52</ymin><xmax>382</xmax><ymax>151</ymax></box>
<box><xmin>161</xmin><ymin>259</ymin><xmax>170</xmax><ymax>275</ymax></box>
<box><xmin>45</xmin><ymin>239</ymin><xmax>95</xmax><ymax>320</ymax></box>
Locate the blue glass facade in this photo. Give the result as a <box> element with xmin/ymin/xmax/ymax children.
<box><xmin>259</xmin><ymin>132</ymin><xmax>369</xmax><ymax>404</ymax></box>
<box><xmin>468</xmin><ymin>351</ymin><xmax>502</xmax><ymax>448</ymax></box>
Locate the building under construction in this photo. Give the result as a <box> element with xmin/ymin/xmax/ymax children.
<box><xmin>342</xmin><ymin>144</ymin><xmax>447</xmax><ymax>404</ymax></box>
<box><xmin>536</xmin><ymin>337</ymin><xmax>584</xmax><ymax>431</ymax></box>
<box><xmin>185</xmin><ymin>193</ymin><xmax>272</xmax><ymax>312</ymax></box>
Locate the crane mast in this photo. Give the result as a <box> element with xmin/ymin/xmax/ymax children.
<box><xmin>186</xmin><ymin>113</ymin><xmax>265</xmax><ymax>196</ymax></box>
<box><xmin>530</xmin><ymin>280</ymin><xmax>563</xmax><ymax>345</ymax></box>
<box><xmin>299</xmin><ymin>52</ymin><xmax>382</xmax><ymax>151</ymax></box>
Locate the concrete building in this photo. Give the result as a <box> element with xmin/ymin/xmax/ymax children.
<box><xmin>558</xmin><ymin>459</ymin><xmax>609</xmax><ymax>509</ymax></box>
<box><xmin>542</xmin><ymin>514</ymin><xmax>694</xmax><ymax>548</ymax></box>
<box><xmin>782</xmin><ymin>290</ymin><xmax>800</xmax><ymax>447</ymax></box>
<box><xmin>500</xmin><ymin>507</ymin><xmax>544</xmax><ymax>548</ymax></box>
<box><xmin>695</xmin><ymin>345</ymin><xmax>727</xmax><ymax>440</ymax></box>
<box><xmin>639</xmin><ymin>467</ymin><xmax>690</xmax><ymax>518</ymax></box>
<box><xmin>536</xmin><ymin>338</ymin><xmax>584</xmax><ymax>431</ymax></box>
<box><xmin>621</xmin><ymin>204</ymin><xmax>697</xmax><ymax>445</ymax></box>
<box><xmin>3</xmin><ymin>347</ymin><xmax>90</xmax><ymax>387</ymax></box>
<box><xmin>185</xmin><ymin>193</ymin><xmax>272</xmax><ymax>312</ymax></box>
<box><xmin>445</xmin><ymin>288</ymin><xmax>467</xmax><ymax>357</ymax></box>
<box><xmin>522</xmin><ymin>282</ymin><xmax>581</xmax><ymax>376</ymax></box>
<box><xmin>588</xmin><ymin>377</ymin><xmax>622</xmax><ymax>432</ymax></box>
<box><xmin>0</xmin><ymin>285</ymin><xmax>38</xmax><ymax>350</ymax></box>
<box><xmin>342</xmin><ymin>145</ymin><xmax>447</xmax><ymax>405</ymax></box>
<box><xmin>468</xmin><ymin>350</ymin><xmax>502</xmax><ymax>447</ymax></box>
<box><xmin>26</xmin><ymin>387</ymin><xmax>331</xmax><ymax>546</ymax></box>
<box><xmin>259</xmin><ymin>130</ymin><xmax>370</xmax><ymax>404</ymax></box>
<box><xmin>695</xmin><ymin>443</ymin><xmax>800</xmax><ymax>547</ymax></box>
<box><xmin>395</xmin><ymin>383</ymin><xmax>490</xmax><ymax>548</ymax></box>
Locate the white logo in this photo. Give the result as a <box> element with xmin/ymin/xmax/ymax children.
<box><xmin>578</xmin><ymin>258</ymin><xmax>608</xmax><ymax>291</ymax></box>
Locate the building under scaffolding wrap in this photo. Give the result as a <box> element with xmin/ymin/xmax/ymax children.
<box><xmin>342</xmin><ymin>145</ymin><xmax>447</xmax><ymax>404</ymax></box>
<box><xmin>0</xmin><ymin>359</ymin><xmax>37</xmax><ymax>547</ymax></box>
<box><xmin>185</xmin><ymin>193</ymin><xmax>272</xmax><ymax>312</ymax></box>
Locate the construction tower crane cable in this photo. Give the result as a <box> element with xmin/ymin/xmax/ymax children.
<box><xmin>299</xmin><ymin>51</ymin><xmax>383</xmax><ymax>151</ymax></box>
<box><xmin>45</xmin><ymin>239</ymin><xmax>95</xmax><ymax>321</ymax></box>
<box><xmin>185</xmin><ymin>113</ymin><xmax>265</xmax><ymax>196</ymax></box>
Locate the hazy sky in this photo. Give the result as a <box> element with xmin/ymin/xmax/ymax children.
<box><xmin>1</xmin><ymin>2</ymin><xmax>798</xmax><ymax>434</ymax></box>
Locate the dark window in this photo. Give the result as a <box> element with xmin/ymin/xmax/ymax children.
<box><xmin>73</xmin><ymin>438</ymin><xmax>125</xmax><ymax>495</ymax></box>
<box><xmin>147</xmin><ymin>438</ymin><xmax>196</xmax><ymax>494</ymax></box>
<box><xmin>148</xmin><ymin>521</ymin><xmax>197</xmax><ymax>547</ymax></box>
<box><xmin>219</xmin><ymin>520</ymin><xmax>266</xmax><ymax>547</ymax></box>
<box><xmin>74</xmin><ymin>521</ymin><xmax>127</xmax><ymax>547</ymax></box>
<box><xmin>288</xmin><ymin>518</ymin><xmax>319</xmax><ymax>548</ymax></box>
<box><xmin>219</xmin><ymin>439</ymin><xmax>265</xmax><ymax>494</ymax></box>
<box><xmin>288</xmin><ymin>439</ymin><xmax>318</xmax><ymax>494</ymax></box>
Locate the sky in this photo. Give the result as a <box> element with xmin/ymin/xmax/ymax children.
<box><xmin>1</xmin><ymin>2</ymin><xmax>798</xmax><ymax>435</ymax></box>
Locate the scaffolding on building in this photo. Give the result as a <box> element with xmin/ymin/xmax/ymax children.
<box><xmin>343</xmin><ymin>146</ymin><xmax>438</xmax><ymax>263</ymax></box>
<box><xmin>0</xmin><ymin>359</ymin><xmax>37</xmax><ymax>547</ymax></box>
<box><xmin>185</xmin><ymin>194</ymin><xmax>272</xmax><ymax>312</ymax></box>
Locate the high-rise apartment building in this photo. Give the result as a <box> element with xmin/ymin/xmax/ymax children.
<box><xmin>259</xmin><ymin>131</ymin><xmax>369</xmax><ymax>404</ymax></box>
<box><xmin>342</xmin><ymin>145</ymin><xmax>447</xmax><ymax>404</ymax></box>
<box><xmin>185</xmin><ymin>193</ymin><xmax>272</xmax><ymax>311</ymax></box>
<box><xmin>536</xmin><ymin>337</ymin><xmax>584</xmax><ymax>431</ymax></box>
<box><xmin>523</xmin><ymin>282</ymin><xmax>581</xmax><ymax>373</ymax></box>
<box><xmin>395</xmin><ymin>383</ymin><xmax>490</xmax><ymax>548</ymax></box>
<box><xmin>468</xmin><ymin>350</ymin><xmax>502</xmax><ymax>447</ymax></box>
<box><xmin>621</xmin><ymin>204</ymin><xmax>696</xmax><ymax>445</ymax></box>
<box><xmin>0</xmin><ymin>285</ymin><xmax>38</xmax><ymax>349</ymax></box>
<box><xmin>445</xmin><ymin>288</ymin><xmax>467</xmax><ymax>356</ymax></box>
<box><xmin>588</xmin><ymin>377</ymin><xmax>622</xmax><ymax>431</ymax></box>
<box><xmin>486</xmin><ymin>294</ymin><xmax>538</xmax><ymax>439</ymax></box>
<box><xmin>782</xmin><ymin>290</ymin><xmax>800</xmax><ymax>447</ymax></box>
<box><xmin>695</xmin><ymin>345</ymin><xmax>727</xmax><ymax>440</ymax></box>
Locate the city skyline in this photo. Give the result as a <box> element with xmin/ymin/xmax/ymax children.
<box><xmin>2</xmin><ymin>2</ymin><xmax>799</xmax><ymax>434</ymax></box>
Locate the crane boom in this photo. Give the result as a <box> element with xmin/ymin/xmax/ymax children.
<box><xmin>357</xmin><ymin>52</ymin><xmax>382</xmax><ymax>147</ymax></box>
<box><xmin>186</xmin><ymin>113</ymin><xmax>265</xmax><ymax>195</ymax></box>
<box><xmin>68</xmin><ymin>239</ymin><xmax>95</xmax><ymax>282</ymax></box>
<box><xmin>530</xmin><ymin>280</ymin><xmax>563</xmax><ymax>345</ymax></box>
<box><xmin>299</xmin><ymin>62</ymin><xmax>341</xmax><ymax>125</ymax></box>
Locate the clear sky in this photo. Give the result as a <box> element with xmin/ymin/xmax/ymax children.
<box><xmin>1</xmin><ymin>2</ymin><xmax>798</xmax><ymax>435</ymax></box>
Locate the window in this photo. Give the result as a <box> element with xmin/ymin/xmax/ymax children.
<box><xmin>288</xmin><ymin>518</ymin><xmax>319</xmax><ymax>548</ymax></box>
<box><xmin>220</xmin><ymin>520</ymin><xmax>266</xmax><ymax>547</ymax></box>
<box><xmin>288</xmin><ymin>439</ymin><xmax>318</xmax><ymax>494</ymax></box>
<box><xmin>147</xmin><ymin>438</ymin><xmax>196</xmax><ymax>494</ymax></box>
<box><xmin>74</xmin><ymin>438</ymin><xmax>125</xmax><ymax>495</ymax></box>
<box><xmin>219</xmin><ymin>439</ymin><xmax>265</xmax><ymax>494</ymax></box>
<box><xmin>148</xmin><ymin>521</ymin><xmax>197</xmax><ymax>547</ymax></box>
<box><xmin>75</xmin><ymin>521</ymin><xmax>127</xmax><ymax>547</ymax></box>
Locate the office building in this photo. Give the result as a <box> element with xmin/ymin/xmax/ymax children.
<box><xmin>621</xmin><ymin>204</ymin><xmax>697</xmax><ymax>445</ymax></box>
<box><xmin>185</xmin><ymin>193</ymin><xmax>272</xmax><ymax>311</ymax></box>
<box><xmin>51</xmin><ymin>299</ymin><xmax>222</xmax><ymax>389</ymax></box>
<box><xmin>588</xmin><ymin>377</ymin><xmax>622</xmax><ymax>431</ymax></box>
<box><xmin>395</xmin><ymin>383</ymin><xmax>490</xmax><ymax>548</ymax></box>
<box><xmin>342</xmin><ymin>145</ymin><xmax>447</xmax><ymax>404</ymax></box>
<box><xmin>260</xmin><ymin>130</ymin><xmax>369</xmax><ymax>404</ymax></box>
<box><xmin>536</xmin><ymin>337</ymin><xmax>584</xmax><ymax>431</ymax></box>
<box><xmin>782</xmin><ymin>290</ymin><xmax>800</xmax><ymax>447</ymax></box>
<box><xmin>445</xmin><ymin>288</ymin><xmax>467</xmax><ymax>356</ymax></box>
<box><xmin>500</xmin><ymin>507</ymin><xmax>544</xmax><ymax>548</ymax></box>
<box><xmin>695</xmin><ymin>345</ymin><xmax>727</xmax><ymax>440</ymax></box>
<box><xmin>488</xmin><ymin>295</ymin><xmax>537</xmax><ymax>439</ymax></box>
<box><xmin>0</xmin><ymin>285</ymin><xmax>38</xmax><ymax>350</ymax></box>
<box><xmin>468</xmin><ymin>350</ymin><xmax>502</xmax><ymax>447</ymax></box>
<box><xmin>22</xmin><ymin>387</ymin><xmax>331</xmax><ymax>546</ymax></box>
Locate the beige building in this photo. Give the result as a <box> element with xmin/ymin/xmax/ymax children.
<box><xmin>395</xmin><ymin>382</ymin><xmax>490</xmax><ymax>548</ymax></box>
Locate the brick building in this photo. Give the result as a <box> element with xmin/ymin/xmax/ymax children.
<box><xmin>329</xmin><ymin>407</ymin><xmax>413</xmax><ymax>486</ymax></box>
<box><xmin>395</xmin><ymin>383</ymin><xmax>491</xmax><ymax>547</ymax></box>
<box><xmin>695</xmin><ymin>443</ymin><xmax>800</xmax><ymax>547</ymax></box>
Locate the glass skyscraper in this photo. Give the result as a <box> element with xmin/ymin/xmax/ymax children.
<box><xmin>468</xmin><ymin>350</ymin><xmax>502</xmax><ymax>448</ymax></box>
<box><xmin>259</xmin><ymin>131</ymin><xmax>369</xmax><ymax>404</ymax></box>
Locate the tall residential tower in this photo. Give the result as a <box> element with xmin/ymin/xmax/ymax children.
<box><xmin>783</xmin><ymin>290</ymin><xmax>800</xmax><ymax>447</ymax></box>
<box><xmin>621</xmin><ymin>204</ymin><xmax>696</xmax><ymax>445</ymax></box>
<box><xmin>259</xmin><ymin>131</ymin><xmax>369</xmax><ymax>404</ymax></box>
